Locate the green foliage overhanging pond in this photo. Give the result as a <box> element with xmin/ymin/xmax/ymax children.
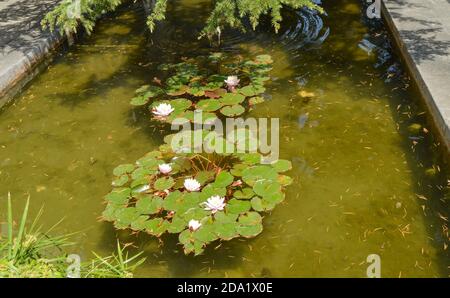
<box><xmin>0</xmin><ymin>0</ymin><xmax>448</xmax><ymax>277</ymax></box>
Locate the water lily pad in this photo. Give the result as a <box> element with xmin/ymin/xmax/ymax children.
<box><xmin>213</xmin><ymin>171</ymin><xmax>234</xmax><ymax>188</ymax></box>
<box><xmin>230</xmin><ymin>163</ymin><xmax>247</xmax><ymax>176</ymax></box>
<box><xmin>167</xmin><ymin>217</ymin><xmax>188</xmax><ymax>233</ymax></box>
<box><xmin>179</xmin><ymin>229</ymin><xmax>192</xmax><ymax>245</ymax></box>
<box><xmin>250</xmin><ymin>197</ymin><xmax>276</xmax><ymax>212</ymax></box>
<box><xmin>255</xmin><ymin>54</ymin><xmax>273</xmax><ymax>64</ymax></box>
<box><xmin>271</xmin><ymin>159</ymin><xmax>292</xmax><ymax>172</ymax></box>
<box><xmin>115</xmin><ymin>207</ymin><xmax>140</xmax><ymax>226</ymax></box>
<box><xmin>201</xmin><ymin>184</ymin><xmax>227</xmax><ymax>198</ymax></box>
<box><xmin>102</xmin><ymin>203</ymin><xmax>121</xmax><ymax>221</ymax></box>
<box><xmin>113</xmin><ymin>164</ymin><xmax>135</xmax><ymax>176</ymax></box>
<box><xmin>105</xmin><ymin>188</ymin><xmax>130</xmax><ymax>205</ymax></box>
<box><xmin>196</xmin><ymin>171</ymin><xmax>215</xmax><ymax>185</ymax></box>
<box><xmin>238</xmin><ymin>211</ymin><xmax>262</xmax><ymax>225</ymax></box>
<box><xmin>226</xmin><ymin>199</ymin><xmax>251</xmax><ymax>214</ymax></box>
<box><xmin>144</xmin><ymin>218</ymin><xmax>167</xmax><ymax>236</ymax></box>
<box><xmin>131</xmin><ymin>167</ymin><xmax>154</xmax><ymax>180</ymax></box>
<box><xmin>193</xmin><ymin>224</ymin><xmax>217</xmax><ymax>242</ymax></box>
<box><xmin>154</xmin><ymin>177</ymin><xmax>175</xmax><ymax>191</ymax></box>
<box><xmin>263</xmin><ymin>192</ymin><xmax>285</xmax><ymax>204</ymax></box>
<box><xmin>237</xmin><ymin>223</ymin><xmax>263</xmax><ymax>238</ymax></box>
<box><xmin>253</xmin><ymin>179</ymin><xmax>281</xmax><ymax>197</ymax></box>
<box><xmin>166</xmin><ymin>85</ymin><xmax>189</xmax><ymax>96</ymax></box>
<box><xmin>238</xmin><ymin>153</ymin><xmax>261</xmax><ymax>165</ymax></box>
<box><xmin>234</xmin><ymin>187</ymin><xmax>254</xmax><ymax>199</ymax></box>
<box><xmin>204</xmin><ymin>88</ymin><xmax>226</xmax><ymax>98</ymax></box>
<box><xmin>249</xmin><ymin>96</ymin><xmax>265</xmax><ymax>105</ymax></box>
<box><xmin>242</xmin><ymin>165</ymin><xmax>278</xmax><ymax>186</ymax></box>
<box><xmin>196</xmin><ymin>99</ymin><xmax>222</xmax><ymax>112</ymax></box>
<box><xmin>131</xmin><ymin>179</ymin><xmax>150</xmax><ymax>191</ymax></box>
<box><xmin>162</xmin><ymin>190</ymin><xmax>183</xmax><ymax>211</ymax></box>
<box><xmin>135</xmin><ymin>195</ymin><xmax>163</xmax><ymax>214</ymax></box>
<box><xmin>220</xmin><ymin>104</ymin><xmax>245</xmax><ymax>117</ymax></box>
<box><xmin>131</xmin><ymin>215</ymin><xmax>149</xmax><ymax>231</ymax></box>
<box><xmin>170</xmin><ymin>98</ymin><xmax>192</xmax><ymax>111</ymax></box>
<box><xmin>112</xmin><ymin>174</ymin><xmax>129</xmax><ymax>187</ymax></box>
<box><xmin>131</xmin><ymin>86</ymin><xmax>163</xmax><ymax>105</ymax></box>
<box><xmin>130</xmin><ymin>95</ymin><xmax>150</xmax><ymax>106</ymax></box>
<box><xmin>219</xmin><ymin>93</ymin><xmax>245</xmax><ymax>105</ymax></box>
<box><xmin>240</xmin><ymin>85</ymin><xmax>266</xmax><ymax>97</ymax></box>
<box><xmin>213</xmin><ymin>222</ymin><xmax>237</xmax><ymax>240</ymax></box>
<box><xmin>136</xmin><ymin>155</ymin><xmax>160</xmax><ymax>169</ymax></box>
<box><xmin>277</xmin><ymin>175</ymin><xmax>293</xmax><ymax>186</ymax></box>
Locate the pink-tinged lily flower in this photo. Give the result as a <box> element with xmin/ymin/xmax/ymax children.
<box><xmin>224</xmin><ymin>75</ymin><xmax>240</xmax><ymax>91</ymax></box>
<box><xmin>188</xmin><ymin>219</ymin><xmax>202</xmax><ymax>231</ymax></box>
<box><xmin>184</xmin><ymin>178</ymin><xmax>201</xmax><ymax>192</ymax></box>
<box><xmin>158</xmin><ymin>163</ymin><xmax>172</xmax><ymax>174</ymax></box>
<box><xmin>152</xmin><ymin>103</ymin><xmax>174</xmax><ymax>117</ymax></box>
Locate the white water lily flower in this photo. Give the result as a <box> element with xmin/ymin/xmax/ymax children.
<box><xmin>184</xmin><ymin>178</ymin><xmax>201</xmax><ymax>192</ymax></box>
<box><xmin>152</xmin><ymin>103</ymin><xmax>174</xmax><ymax>117</ymax></box>
<box><xmin>203</xmin><ymin>195</ymin><xmax>226</xmax><ymax>214</ymax></box>
<box><xmin>158</xmin><ymin>163</ymin><xmax>172</xmax><ymax>174</ymax></box>
<box><xmin>188</xmin><ymin>219</ymin><xmax>202</xmax><ymax>231</ymax></box>
<box><xmin>224</xmin><ymin>75</ymin><xmax>240</xmax><ymax>90</ymax></box>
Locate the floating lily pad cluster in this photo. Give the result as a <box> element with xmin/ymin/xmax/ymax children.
<box><xmin>130</xmin><ymin>54</ymin><xmax>273</xmax><ymax>123</ymax></box>
<box><xmin>104</xmin><ymin>54</ymin><xmax>293</xmax><ymax>256</ymax></box>
<box><xmin>102</xmin><ymin>145</ymin><xmax>292</xmax><ymax>255</ymax></box>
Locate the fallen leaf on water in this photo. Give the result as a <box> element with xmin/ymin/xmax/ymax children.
<box><xmin>298</xmin><ymin>90</ymin><xmax>315</xmax><ymax>98</ymax></box>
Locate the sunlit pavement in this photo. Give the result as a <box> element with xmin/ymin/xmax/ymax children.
<box><xmin>0</xmin><ymin>0</ymin><xmax>62</xmax><ymax>102</ymax></box>
<box><xmin>383</xmin><ymin>0</ymin><xmax>450</xmax><ymax>152</ymax></box>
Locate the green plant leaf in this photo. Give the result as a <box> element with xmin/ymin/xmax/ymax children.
<box><xmin>236</xmin><ymin>223</ymin><xmax>263</xmax><ymax>238</ymax></box>
<box><xmin>131</xmin><ymin>215</ymin><xmax>149</xmax><ymax>231</ymax></box>
<box><xmin>219</xmin><ymin>93</ymin><xmax>245</xmax><ymax>105</ymax></box>
<box><xmin>271</xmin><ymin>159</ymin><xmax>292</xmax><ymax>172</ymax></box>
<box><xmin>213</xmin><ymin>171</ymin><xmax>234</xmax><ymax>188</ymax></box>
<box><xmin>220</xmin><ymin>104</ymin><xmax>245</xmax><ymax>117</ymax></box>
<box><xmin>252</xmin><ymin>179</ymin><xmax>281</xmax><ymax>197</ymax></box>
<box><xmin>234</xmin><ymin>187</ymin><xmax>254</xmax><ymax>199</ymax></box>
<box><xmin>213</xmin><ymin>222</ymin><xmax>237</xmax><ymax>240</ymax></box>
<box><xmin>195</xmin><ymin>171</ymin><xmax>215</xmax><ymax>185</ymax></box>
<box><xmin>226</xmin><ymin>199</ymin><xmax>251</xmax><ymax>214</ymax></box>
<box><xmin>102</xmin><ymin>203</ymin><xmax>121</xmax><ymax>221</ymax></box>
<box><xmin>196</xmin><ymin>99</ymin><xmax>223</xmax><ymax>112</ymax></box>
<box><xmin>242</xmin><ymin>165</ymin><xmax>278</xmax><ymax>186</ymax></box>
<box><xmin>135</xmin><ymin>195</ymin><xmax>163</xmax><ymax>214</ymax></box>
<box><xmin>115</xmin><ymin>207</ymin><xmax>140</xmax><ymax>227</ymax></box>
<box><xmin>167</xmin><ymin>217</ymin><xmax>187</xmax><ymax>234</ymax></box>
<box><xmin>144</xmin><ymin>218</ymin><xmax>167</xmax><ymax>236</ymax></box>
<box><xmin>105</xmin><ymin>188</ymin><xmax>130</xmax><ymax>205</ymax></box>
<box><xmin>113</xmin><ymin>164</ymin><xmax>135</xmax><ymax>176</ymax></box>
<box><xmin>249</xmin><ymin>96</ymin><xmax>265</xmax><ymax>105</ymax></box>
<box><xmin>277</xmin><ymin>175</ymin><xmax>293</xmax><ymax>186</ymax></box>
<box><xmin>251</xmin><ymin>197</ymin><xmax>276</xmax><ymax>212</ymax></box>
<box><xmin>154</xmin><ymin>177</ymin><xmax>175</xmax><ymax>191</ymax></box>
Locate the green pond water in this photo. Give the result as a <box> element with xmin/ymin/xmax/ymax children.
<box><xmin>0</xmin><ymin>0</ymin><xmax>448</xmax><ymax>277</ymax></box>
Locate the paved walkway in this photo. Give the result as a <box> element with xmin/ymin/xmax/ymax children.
<box><xmin>383</xmin><ymin>0</ymin><xmax>450</xmax><ymax>152</ymax></box>
<box><xmin>0</xmin><ymin>0</ymin><xmax>62</xmax><ymax>104</ymax></box>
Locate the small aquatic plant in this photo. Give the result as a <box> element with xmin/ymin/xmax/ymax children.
<box><xmin>102</xmin><ymin>146</ymin><xmax>293</xmax><ymax>256</ymax></box>
<box><xmin>130</xmin><ymin>53</ymin><xmax>273</xmax><ymax>123</ymax></box>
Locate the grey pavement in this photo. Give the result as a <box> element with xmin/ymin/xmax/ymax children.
<box><xmin>0</xmin><ymin>0</ymin><xmax>62</xmax><ymax>103</ymax></box>
<box><xmin>383</xmin><ymin>0</ymin><xmax>450</xmax><ymax>152</ymax></box>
